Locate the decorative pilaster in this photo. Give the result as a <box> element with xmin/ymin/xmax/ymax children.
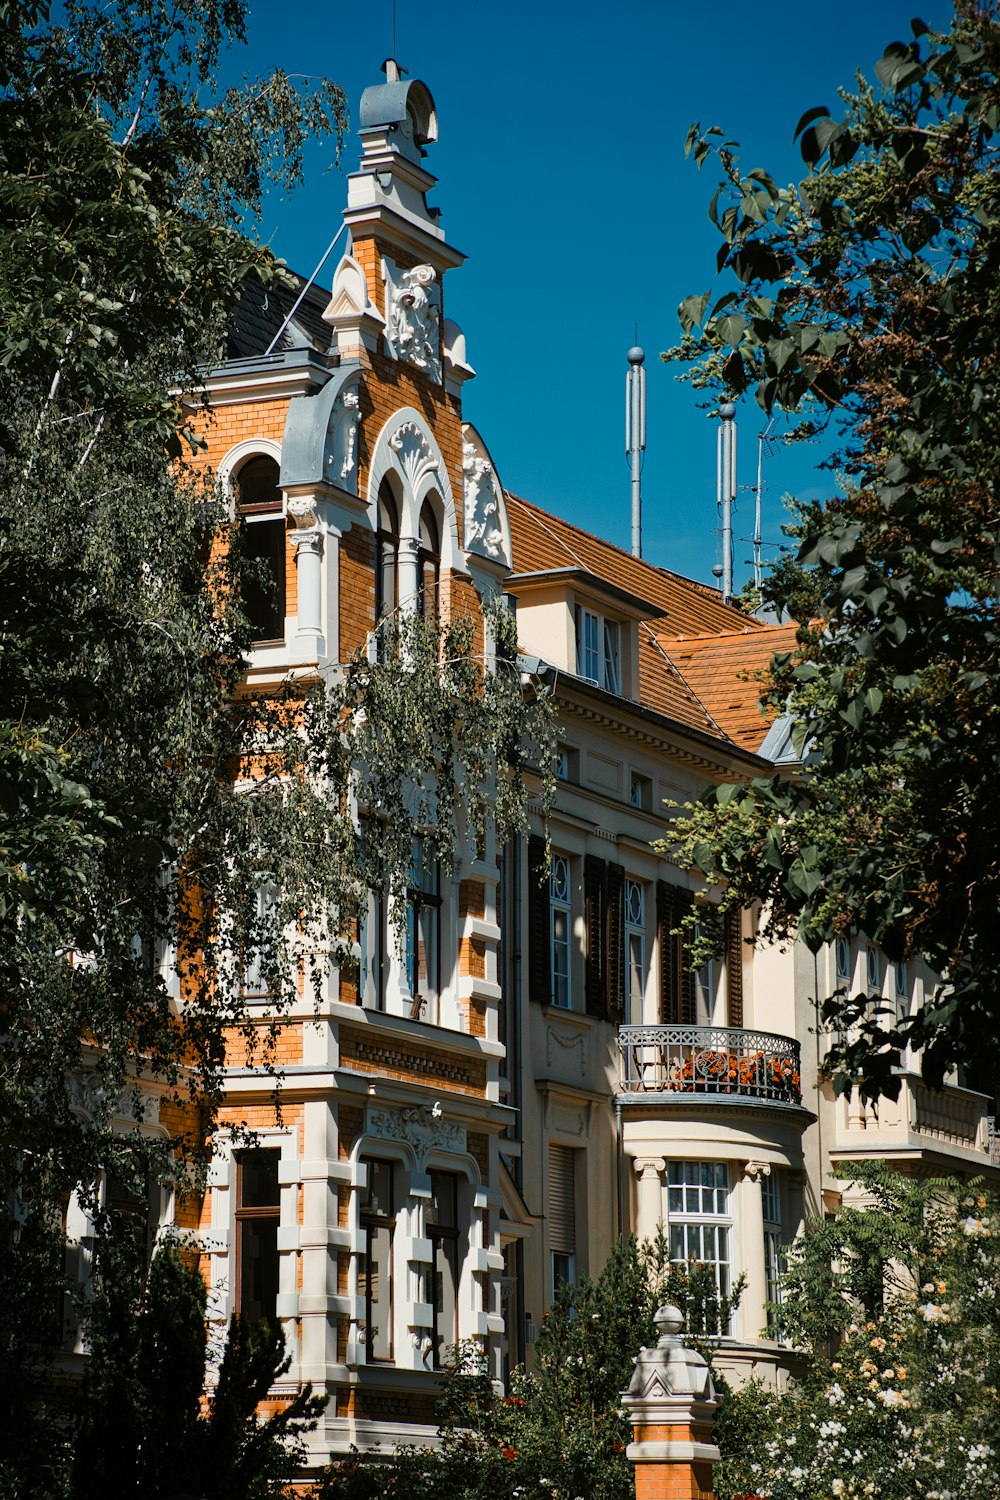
<box><xmin>287</xmin><ymin>494</ymin><xmax>324</xmax><ymax>659</ymax></box>
<box><xmin>622</xmin><ymin>1304</ymin><xmax>719</xmax><ymax>1500</ymax></box>
<box><xmin>739</xmin><ymin>1160</ymin><xmax>770</xmax><ymax>1341</ymax></box>
<box><xmin>633</xmin><ymin>1157</ymin><xmax>666</xmax><ymax>1241</ymax></box>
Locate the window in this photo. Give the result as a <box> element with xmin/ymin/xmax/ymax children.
<box><xmin>417</xmin><ymin>501</ymin><xmax>441</xmax><ymax>621</ymax></box>
<box><xmin>894</xmin><ymin>960</ymin><xmax>909</xmax><ymax>1028</ymax></box>
<box><xmin>549</xmin><ymin>855</ymin><xmax>572</xmax><ymax>1008</ymax></box>
<box><xmin>235</xmin><ymin>1149</ymin><xmax>281</xmax><ymax>1323</ymax></box>
<box><xmin>243</xmin><ymin>877</ymin><xmax>280</xmax><ymax>997</ymax></box>
<box><xmin>667</xmin><ymin>1162</ymin><xmax>732</xmax><ymax>1324</ymax></box>
<box><xmin>102</xmin><ymin>1163</ymin><xmax>153</xmax><ymax>1269</ymax></box>
<box><xmin>866</xmin><ymin>945</ymin><xmax>881</xmax><ymax>995</ymax></box>
<box><xmin>360</xmin><ymin>1159</ymin><xmax>395</xmax><ymax>1362</ymax></box>
<box><xmin>693</xmin><ymin>923</ymin><xmax>715</xmax><ymax>1026</ymax></box>
<box><xmin>555</xmin><ymin>743</ymin><xmax>579</xmax><ymax>783</ymax></box>
<box><xmin>236</xmin><ymin>455</ymin><xmax>286</xmax><ymax>644</ymax></box>
<box><xmin>375</xmin><ymin>480</ymin><xmax>400</xmax><ymax>632</ymax></box>
<box><xmin>629</xmin><ymin>771</ymin><xmax>652</xmax><ymax>811</ymax></box>
<box><xmin>406</xmin><ymin>840</ymin><xmax>441</xmax><ymax>1021</ymax></box>
<box><xmin>762</xmin><ymin>1171</ymin><xmax>783</xmax><ymax>1329</ymax></box>
<box><xmin>428</xmin><ymin>1170</ymin><xmax>459</xmax><ymax>1368</ymax></box>
<box><xmin>358</xmin><ymin>885</ymin><xmax>388</xmax><ymax>1011</ymax></box>
<box><xmin>835</xmin><ymin>934</ymin><xmax>852</xmax><ymax>989</ymax></box>
<box><xmin>625</xmin><ymin>879</ymin><xmax>646</xmax><ymax>1024</ymax></box>
<box><xmin>548</xmin><ymin>1144</ymin><xmax>577</xmax><ymax>1297</ymax></box>
<box><xmin>575</xmin><ymin>606</ymin><xmax>621</xmax><ymax>693</ymax></box>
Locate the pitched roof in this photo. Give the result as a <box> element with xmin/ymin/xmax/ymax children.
<box><xmin>505</xmin><ymin>492</ymin><xmax>770</xmax><ymax>638</ymax></box>
<box><xmin>505</xmin><ymin>489</ymin><xmax>796</xmax><ymax>757</ymax></box>
<box><xmin>227</xmin><ymin>272</ymin><xmax>333</xmax><ymax>360</ymax></box>
<box><xmin>657</xmin><ymin>624</ymin><xmax>800</xmax><ymax>754</ymax></box>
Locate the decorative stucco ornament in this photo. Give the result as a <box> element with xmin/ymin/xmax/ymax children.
<box><xmin>388</xmin><ymin>418</ymin><xmax>440</xmax><ymax>496</ymax></box>
<box><xmin>463</xmin><ymin>441</ymin><xmax>505</xmax><ymax>560</ymax></box>
<box><xmin>367</xmin><ymin>1103</ymin><xmax>464</xmax><ymax>1165</ymax></box>
<box><xmin>385</xmin><ymin>261</ymin><xmax>442</xmax><ymax>382</ymax></box>
<box><xmin>335</xmin><ymin>387</ymin><xmax>362</xmax><ymax>486</ymax></box>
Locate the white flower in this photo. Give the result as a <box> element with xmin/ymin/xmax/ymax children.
<box><xmin>919</xmin><ymin>1302</ymin><xmax>948</xmax><ymax>1323</ymax></box>
<box><xmin>831</xmin><ymin>1482</ymin><xmax>845</xmax><ymax>1498</ymax></box>
<box><xmin>877</xmin><ymin>1387</ymin><xmax>906</xmax><ymax>1408</ymax></box>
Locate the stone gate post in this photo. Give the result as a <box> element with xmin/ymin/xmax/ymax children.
<box><xmin>621</xmin><ymin>1304</ymin><xmax>720</xmax><ymax>1500</ymax></box>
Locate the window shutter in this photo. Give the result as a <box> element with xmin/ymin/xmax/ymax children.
<box><xmin>605</xmin><ymin>862</ymin><xmax>625</xmax><ymax>1023</ymax></box>
<box><xmin>548</xmin><ymin>1144</ymin><xmax>576</xmax><ymax>1253</ymax></box>
<box><xmin>528</xmin><ymin>835</ymin><xmax>550</xmax><ymax>1004</ymax></box>
<box><xmin>584</xmin><ymin>855</ymin><xmax>607</xmax><ymax>1017</ymax></box>
<box><xmin>658</xmin><ymin>882</ymin><xmax>696</xmax><ymax>1024</ymax></box>
<box><xmin>726</xmin><ymin>907</ymin><xmax>744</xmax><ymax>1027</ymax></box>
<box><xmin>657</xmin><ymin>881</ymin><xmax>679</xmax><ymax>1023</ymax></box>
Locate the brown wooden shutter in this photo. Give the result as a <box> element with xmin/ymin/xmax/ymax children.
<box><xmin>726</xmin><ymin>907</ymin><xmax>744</xmax><ymax>1027</ymax></box>
<box><xmin>528</xmin><ymin>835</ymin><xmax>550</xmax><ymax>1004</ymax></box>
<box><xmin>657</xmin><ymin>881</ymin><xmax>680</xmax><ymax>1023</ymax></box>
<box><xmin>605</xmin><ymin>862</ymin><xmax>625</xmax><ymax>1023</ymax></box>
<box><xmin>658</xmin><ymin>881</ymin><xmax>697</xmax><ymax>1024</ymax></box>
<box><xmin>584</xmin><ymin>854</ymin><xmax>607</xmax><ymax>1018</ymax></box>
<box><xmin>548</xmin><ymin>1144</ymin><xmax>577</xmax><ymax>1253</ymax></box>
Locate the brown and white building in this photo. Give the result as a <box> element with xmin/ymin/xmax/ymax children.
<box><xmin>173</xmin><ymin>57</ymin><xmax>1000</xmax><ymax>1468</ymax></box>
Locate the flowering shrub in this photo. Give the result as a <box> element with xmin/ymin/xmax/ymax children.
<box><xmin>714</xmin><ymin>1165</ymin><xmax>1000</xmax><ymax>1500</ymax></box>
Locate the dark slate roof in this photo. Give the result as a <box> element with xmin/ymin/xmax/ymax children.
<box><xmin>226</xmin><ymin>271</ymin><xmax>334</xmax><ymax>360</ymax></box>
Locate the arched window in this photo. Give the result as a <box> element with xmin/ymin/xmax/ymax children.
<box><xmin>375</xmin><ymin>478</ymin><xmax>400</xmax><ymax>628</ymax></box>
<box><xmin>418</xmin><ymin>500</ymin><xmax>440</xmax><ymax>621</ymax></box>
<box><xmin>236</xmin><ymin>456</ymin><xmax>286</xmax><ymax>644</ymax></box>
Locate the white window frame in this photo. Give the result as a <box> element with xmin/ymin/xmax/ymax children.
<box><xmin>625</xmin><ymin>878</ymin><xmax>646</xmax><ymax>1024</ymax></box>
<box><xmin>549</xmin><ymin>854</ymin><xmax>572</xmax><ymax>1009</ymax></box>
<box><xmin>761</xmin><ymin>1170</ymin><xmax>783</xmax><ymax>1328</ymax></box>
<box><xmin>575</xmin><ymin>606</ymin><xmax>622</xmax><ymax>694</ymax></box>
<box><xmin>666</xmin><ymin>1161</ymin><xmax>733</xmax><ymax>1322</ymax></box>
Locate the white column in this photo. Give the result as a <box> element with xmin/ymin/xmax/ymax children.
<box><xmin>738</xmin><ymin>1160</ymin><xmax>769</xmax><ymax>1343</ymax></box>
<box><xmin>632</xmin><ymin>1157</ymin><xmax>666</xmax><ymax>1242</ymax></box>
<box><xmin>287</xmin><ymin>492</ymin><xmax>325</xmax><ymax>661</ymax></box>
<box><xmin>290</xmin><ymin>529</ymin><xmax>323</xmax><ymax>656</ymax></box>
<box><xmin>397</xmin><ymin>533</ymin><xmax>420</xmax><ymax>615</ymax></box>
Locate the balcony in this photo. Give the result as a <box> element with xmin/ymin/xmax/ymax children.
<box><xmin>618</xmin><ymin>1024</ymin><xmax>802</xmax><ymax>1107</ymax></box>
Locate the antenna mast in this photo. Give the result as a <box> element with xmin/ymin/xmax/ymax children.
<box><xmin>626</xmin><ymin>344</ymin><xmax>646</xmax><ymax>559</ymax></box>
<box><xmin>717</xmin><ymin>402</ymin><xmax>736</xmax><ymax>602</ymax></box>
<box><xmin>753</xmin><ymin>416</ymin><xmax>775</xmax><ymax>593</ymax></box>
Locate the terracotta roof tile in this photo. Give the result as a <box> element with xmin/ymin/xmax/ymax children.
<box><xmin>658</xmin><ymin>624</ymin><xmax>800</xmax><ymax>753</ymax></box>
<box><xmin>506</xmin><ymin>493</ymin><xmax>769</xmax><ymax>638</ymax></box>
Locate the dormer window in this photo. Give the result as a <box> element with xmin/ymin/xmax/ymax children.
<box><xmin>575</xmin><ymin>606</ymin><xmax>621</xmax><ymax>693</ymax></box>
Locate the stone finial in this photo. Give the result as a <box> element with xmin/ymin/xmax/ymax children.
<box><xmin>621</xmin><ymin>1305</ymin><xmax>720</xmax><ymax>1500</ymax></box>
<box><xmin>623</xmin><ymin>1304</ymin><xmax>717</xmax><ymax>1404</ymax></box>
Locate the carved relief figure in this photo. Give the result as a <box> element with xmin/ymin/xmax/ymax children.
<box><xmin>463</xmin><ymin>441</ymin><xmax>505</xmax><ymax>560</ymax></box>
<box><xmin>386</xmin><ymin>263</ymin><xmax>442</xmax><ymax>382</ymax></box>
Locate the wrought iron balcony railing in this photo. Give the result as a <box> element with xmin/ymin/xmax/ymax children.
<box><xmin>618</xmin><ymin>1024</ymin><xmax>803</xmax><ymax>1106</ymax></box>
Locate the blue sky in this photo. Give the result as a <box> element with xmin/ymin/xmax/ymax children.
<box><xmin>229</xmin><ymin>0</ymin><xmax>955</xmax><ymax>591</ymax></box>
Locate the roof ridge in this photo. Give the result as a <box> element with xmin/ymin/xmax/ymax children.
<box><xmin>504</xmin><ymin>491</ymin><xmax>757</xmax><ymax>614</ymax></box>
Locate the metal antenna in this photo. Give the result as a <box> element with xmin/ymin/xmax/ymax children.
<box><xmin>626</xmin><ymin>344</ymin><xmax>646</xmax><ymax>558</ymax></box>
<box><xmin>717</xmin><ymin>403</ymin><xmax>736</xmax><ymax>602</ymax></box>
<box><xmin>753</xmin><ymin>416</ymin><xmax>776</xmax><ymax>592</ymax></box>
